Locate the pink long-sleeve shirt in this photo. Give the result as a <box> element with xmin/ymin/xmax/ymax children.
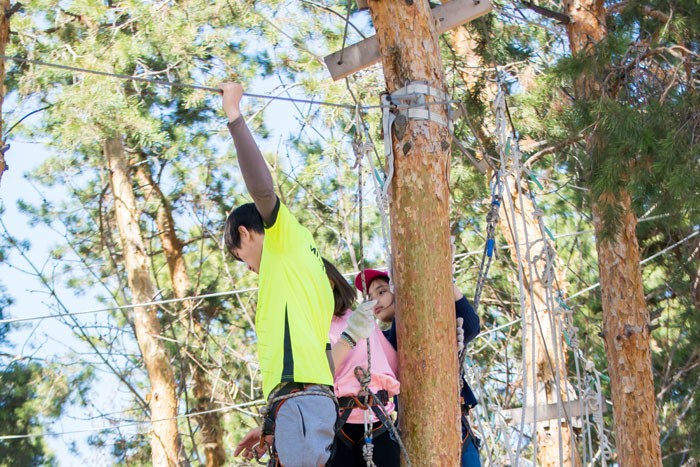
<box><xmin>329</xmin><ymin>311</ymin><xmax>400</xmax><ymax>424</ymax></box>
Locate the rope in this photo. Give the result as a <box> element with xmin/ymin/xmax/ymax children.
<box><xmin>489</xmin><ymin>74</ymin><xmax>615</xmax><ymax>465</ymax></box>
<box><xmin>346</xmin><ymin>96</ymin><xmax>411</xmax><ymax>467</ymax></box>
<box><xmin>0</xmin><ymin>55</ymin><xmax>356</xmax><ymax>109</ymax></box>
<box><xmin>0</xmin><ymin>400</ymin><xmax>264</xmax><ymax>441</ymax></box>
<box><xmin>354</xmin><ymin>121</ymin><xmax>378</xmax><ymax>467</ymax></box>
<box><xmin>472</xmin><ymin>173</ymin><xmax>503</xmax><ymax>313</ymax></box>
<box><xmin>0</xmin><ymin>54</ymin><xmax>461</xmax><ymax>111</ymax></box>
<box><xmin>0</xmin><ymin>287</ymin><xmax>258</xmax><ymax>325</ymax></box>
<box><xmin>349</xmin><ymin>97</ymin><xmax>393</xmax><ymax>286</ymax></box>
<box><xmin>337</xmin><ymin>1</ymin><xmax>353</xmax><ymax>66</ymax></box>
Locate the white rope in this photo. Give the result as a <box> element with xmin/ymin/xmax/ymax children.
<box><xmin>349</xmin><ymin>91</ymin><xmax>411</xmax><ymax>467</ymax></box>
<box><xmin>490</xmin><ymin>76</ymin><xmax>608</xmax><ymax>465</ymax></box>
<box><xmin>493</xmin><ymin>82</ymin><xmax>531</xmax><ymax>465</ymax></box>
<box><xmin>357</xmin><ymin>105</ymin><xmax>393</xmax><ymax>281</ymax></box>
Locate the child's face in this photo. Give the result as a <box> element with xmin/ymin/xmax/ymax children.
<box><xmin>368</xmin><ymin>279</ymin><xmax>395</xmax><ymax>323</ymax></box>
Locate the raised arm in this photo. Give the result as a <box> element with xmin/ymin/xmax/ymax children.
<box><xmin>219</xmin><ymin>82</ymin><xmax>278</xmax><ymax>225</ymax></box>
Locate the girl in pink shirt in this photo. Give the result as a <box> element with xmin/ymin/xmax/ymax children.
<box><xmin>324</xmin><ymin>259</ymin><xmax>401</xmax><ymax>467</ymax></box>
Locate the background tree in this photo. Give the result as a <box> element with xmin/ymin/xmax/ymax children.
<box><xmin>1</xmin><ymin>0</ymin><xmax>699</xmax><ymax>464</ymax></box>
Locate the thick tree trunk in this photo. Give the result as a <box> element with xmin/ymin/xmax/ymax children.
<box><xmin>0</xmin><ymin>0</ymin><xmax>9</xmax><ymax>184</ymax></box>
<box><xmin>136</xmin><ymin>164</ymin><xmax>226</xmax><ymax>467</ymax></box>
<box><xmin>104</xmin><ymin>136</ymin><xmax>188</xmax><ymax>467</ymax></box>
<box><xmin>499</xmin><ymin>178</ymin><xmax>580</xmax><ymax>467</ymax></box>
<box><xmin>367</xmin><ymin>1</ymin><xmax>460</xmax><ymax>464</ymax></box>
<box><xmin>592</xmin><ymin>195</ymin><xmax>662</xmax><ymax>466</ymax></box>
<box><xmin>565</xmin><ymin>0</ymin><xmax>662</xmax><ymax>464</ymax></box>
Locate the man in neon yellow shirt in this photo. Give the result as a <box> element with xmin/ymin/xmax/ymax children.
<box><xmin>220</xmin><ymin>82</ymin><xmax>337</xmax><ymax>466</ymax></box>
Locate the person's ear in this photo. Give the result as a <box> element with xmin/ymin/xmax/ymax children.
<box><xmin>237</xmin><ymin>225</ymin><xmax>249</xmax><ymax>240</ymax></box>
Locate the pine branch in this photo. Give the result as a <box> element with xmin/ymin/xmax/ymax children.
<box><xmin>607</xmin><ymin>2</ymin><xmax>670</xmax><ymax>23</ymax></box>
<box><xmin>523</xmin><ymin>133</ymin><xmax>585</xmax><ymax>168</ymax></box>
<box><xmin>520</xmin><ymin>1</ymin><xmax>570</xmax><ymax>25</ymax></box>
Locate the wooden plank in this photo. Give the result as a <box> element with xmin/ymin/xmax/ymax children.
<box><xmin>324</xmin><ymin>0</ymin><xmax>493</xmax><ymax>81</ymax></box>
<box><xmin>500</xmin><ymin>399</ymin><xmax>605</xmax><ymax>425</ymax></box>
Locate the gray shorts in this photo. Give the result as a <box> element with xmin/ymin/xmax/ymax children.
<box><xmin>273</xmin><ymin>386</ymin><xmax>337</xmax><ymax>466</ymax></box>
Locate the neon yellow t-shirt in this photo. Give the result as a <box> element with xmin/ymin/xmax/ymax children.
<box><xmin>256</xmin><ymin>202</ymin><xmax>334</xmax><ymax>399</ymax></box>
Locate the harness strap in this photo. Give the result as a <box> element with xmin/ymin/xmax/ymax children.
<box><xmin>261</xmin><ymin>383</ymin><xmax>337</xmax><ymax>436</ymax></box>
<box><xmin>335</xmin><ymin>390</ymin><xmax>395</xmax><ymax>449</ymax></box>
<box><xmin>257</xmin><ymin>383</ymin><xmax>338</xmax><ymax>466</ymax></box>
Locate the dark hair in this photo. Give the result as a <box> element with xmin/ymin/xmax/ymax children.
<box><xmin>323</xmin><ymin>258</ymin><xmax>357</xmax><ymax>317</ymax></box>
<box><xmin>224</xmin><ymin>203</ymin><xmax>265</xmax><ymax>257</ymax></box>
<box><xmin>370</xmin><ymin>276</ymin><xmax>390</xmax><ymax>289</ymax></box>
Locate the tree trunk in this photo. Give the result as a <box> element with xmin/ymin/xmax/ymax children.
<box><xmin>0</xmin><ymin>0</ymin><xmax>9</xmax><ymax>185</ymax></box>
<box><xmin>104</xmin><ymin>136</ymin><xmax>188</xmax><ymax>467</ymax></box>
<box><xmin>565</xmin><ymin>1</ymin><xmax>663</xmax><ymax>464</ymax></box>
<box><xmin>499</xmin><ymin>177</ymin><xmax>580</xmax><ymax>467</ymax></box>
<box><xmin>135</xmin><ymin>164</ymin><xmax>226</xmax><ymax>467</ymax></box>
<box><xmin>592</xmin><ymin>195</ymin><xmax>662</xmax><ymax>466</ymax></box>
<box><xmin>367</xmin><ymin>1</ymin><xmax>460</xmax><ymax>464</ymax></box>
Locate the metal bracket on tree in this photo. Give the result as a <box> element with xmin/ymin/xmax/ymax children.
<box><xmin>387</xmin><ymin>81</ymin><xmax>453</xmax><ymax>130</ymax></box>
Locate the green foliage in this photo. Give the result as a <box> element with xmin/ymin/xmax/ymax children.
<box><xmin>0</xmin><ymin>362</ymin><xmax>55</xmax><ymax>467</ymax></box>
<box><xmin>0</xmin><ymin>306</ymin><xmax>93</xmax><ymax>466</ymax></box>
<box><xmin>3</xmin><ymin>0</ymin><xmax>699</xmax><ymax>462</ymax></box>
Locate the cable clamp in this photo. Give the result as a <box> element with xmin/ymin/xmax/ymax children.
<box><xmin>389</xmin><ymin>81</ymin><xmax>452</xmax><ymax>130</ymax></box>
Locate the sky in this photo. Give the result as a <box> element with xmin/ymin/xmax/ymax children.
<box><xmin>1</xmin><ymin>136</ymin><xmax>134</xmax><ymax>465</ymax></box>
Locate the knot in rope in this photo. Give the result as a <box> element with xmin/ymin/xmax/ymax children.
<box><xmin>354</xmin><ymin>365</ymin><xmax>372</xmax><ymax>394</ymax></box>
<box><xmin>362</xmin><ymin>440</ymin><xmax>377</xmax><ymax>467</ymax></box>
<box><xmin>485</xmin><ymin>197</ymin><xmax>501</xmax><ymax>226</ymax></box>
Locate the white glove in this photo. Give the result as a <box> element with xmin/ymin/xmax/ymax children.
<box><xmin>456</xmin><ymin>317</ymin><xmax>465</xmax><ymax>353</ymax></box>
<box><xmin>343</xmin><ymin>300</ymin><xmax>377</xmax><ymax>343</ymax></box>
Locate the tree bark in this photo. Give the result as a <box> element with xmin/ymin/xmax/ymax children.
<box><xmin>591</xmin><ymin>195</ymin><xmax>662</xmax><ymax>466</ymax></box>
<box><xmin>565</xmin><ymin>0</ymin><xmax>663</xmax><ymax>464</ymax></box>
<box><xmin>136</xmin><ymin>164</ymin><xmax>226</xmax><ymax>467</ymax></box>
<box><xmin>367</xmin><ymin>1</ymin><xmax>460</xmax><ymax>464</ymax></box>
<box><xmin>0</xmin><ymin>0</ymin><xmax>9</xmax><ymax>185</ymax></box>
<box><xmin>104</xmin><ymin>136</ymin><xmax>188</xmax><ymax>467</ymax></box>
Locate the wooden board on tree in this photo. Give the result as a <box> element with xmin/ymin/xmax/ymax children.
<box><xmin>324</xmin><ymin>0</ymin><xmax>493</xmax><ymax>81</ymax></box>
<box><xmin>500</xmin><ymin>399</ymin><xmax>606</xmax><ymax>425</ymax></box>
